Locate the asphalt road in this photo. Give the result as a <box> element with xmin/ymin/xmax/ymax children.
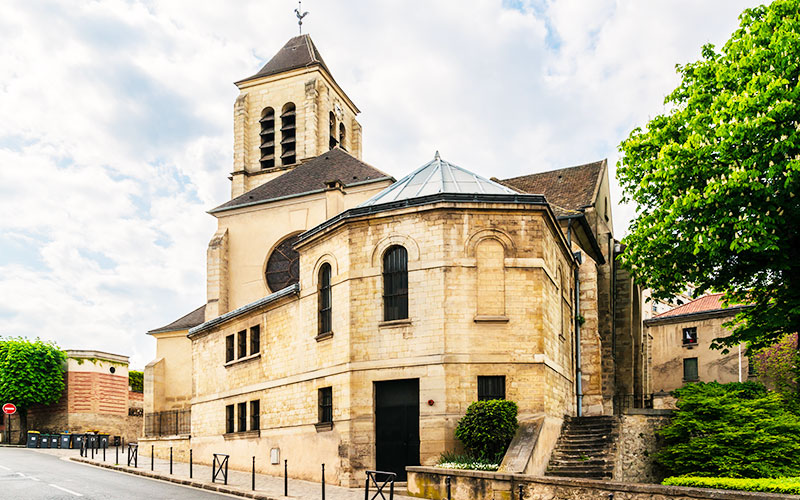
<box><xmin>0</xmin><ymin>447</ymin><xmax>234</xmax><ymax>499</ymax></box>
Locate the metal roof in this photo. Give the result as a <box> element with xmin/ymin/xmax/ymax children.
<box><xmin>359</xmin><ymin>152</ymin><xmax>517</xmax><ymax>207</ymax></box>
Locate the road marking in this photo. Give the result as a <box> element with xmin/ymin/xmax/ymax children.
<box><xmin>15</xmin><ymin>472</ymin><xmax>40</xmax><ymax>481</ymax></box>
<box><xmin>49</xmin><ymin>484</ymin><xmax>83</xmax><ymax>497</ymax></box>
<box><xmin>0</xmin><ymin>465</ymin><xmax>10</xmax><ymax>470</ymax></box>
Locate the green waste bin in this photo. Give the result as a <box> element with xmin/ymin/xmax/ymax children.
<box><xmin>71</xmin><ymin>434</ymin><xmax>84</xmax><ymax>449</ymax></box>
<box><xmin>26</xmin><ymin>431</ymin><xmax>40</xmax><ymax>448</ymax></box>
<box><xmin>98</xmin><ymin>434</ymin><xmax>109</xmax><ymax>449</ymax></box>
<box><xmin>40</xmin><ymin>434</ymin><xmax>50</xmax><ymax>448</ymax></box>
<box><xmin>60</xmin><ymin>433</ymin><xmax>71</xmax><ymax>449</ymax></box>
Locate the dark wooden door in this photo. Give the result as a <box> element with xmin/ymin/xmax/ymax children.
<box><xmin>375</xmin><ymin>379</ymin><xmax>420</xmax><ymax>480</ymax></box>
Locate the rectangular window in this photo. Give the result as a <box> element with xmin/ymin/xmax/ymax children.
<box><xmin>238</xmin><ymin>330</ymin><xmax>247</xmax><ymax>358</ymax></box>
<box><xmin>250</xmin><ymin>400</ymin><xmax>260</xmax><ymax>431</ymax></box>
<box><xmin>318</xmin><ymin>387</ymin><xmax>333</xmax><ymax>423</ymax></box>
<box><xmin>225</xmin><ymin>404</ymin><xmax>234</xmax><ymax>434</ymax></box>
<box><xmin>478</xmin><ymin>376</ymin><xmax>506</xmax><ymax>401</ymax></box>
<box><xmin>237</xmin><ymin>402</ymin><xmax>247</xmax><ymax>432</ymax></box>
<box><xmin>683</xmin><ymin>358</ymin><xmax>699</xmax><ymax>381</ymax></box>
<box><xmin>225</xmin><ymin>335</ymin><xmax>235</xmax><ymax>363</ymax></box>
<box><xmin>682</xmin><ymin>327</ymin><xmax>698</xmax><ymax>346</ymax></box>
<box><xmin>748</xmin><ymin>356</ymin><xmax>757</xmax><ymax>377</ymax></box>
<box><xmin>250</xmin><ymin>325</ymin><xmax>260</xmax><ymax>355</ymax></box>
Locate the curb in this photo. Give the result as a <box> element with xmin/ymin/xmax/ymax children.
<box><xmin>70</xmin><ymin>457</ymin><xmax>285</xmax><ymax>499</ymax></box>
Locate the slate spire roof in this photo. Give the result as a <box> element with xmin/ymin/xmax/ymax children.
<box><xmin>236</xmin><ymin>34</ymin><xmax>332</xmax><ymax>85</ymax></box>
<box><xmin>359</xmin><ymin>152</ymin><xmax>517</xmax><ymax>207</ymax></box>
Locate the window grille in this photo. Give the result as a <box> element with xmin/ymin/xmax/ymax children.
<box><xmin>250</xmin><ymin>400</ymin><xmax>260</xmax><ymax>431</ymax></box>
<box><xmin>318</xmin><ymin>387</ymin><xmax>333</xmax><ymax>423</ymax></box>
<box><xmin>478</xmin><ymin>376</ymin><xmax>506</xmax><ymax>401</ymax></box>
<box><xmin>250</xmin><ymin>325</ymin><xmax>260</xmax><ymax>355</ymax></box>
<box><xmin>237</xmin><ymin>402</ymin><xmax>247</xmax><ymax>432</ymax></box>
<box><xmin>225</xmin><ymin>405</ymin><xmax>234</xmax><ymax>434</ymax></box>
<box><xmin>682</xmin><ymin>327</ymin><xmax>698</xmax><ymax>346</ymax></box>
<box><xmin>383</xmin><ymin>246</ymin><xmax>408</xmax><ymax>321</ymax></box>
<box><xmin>237</xmin><ymin>330</ymin><xmax>247</xmax><ymax>358</ymax></box>
<box><xmin>226</xmin><ymin>335</ymin><xmax>234</xmax><ymax>363</ymax></box>
<box><xmin>683</xmin><ymin>358</ymin><xmax>699</xmax><ymax>381</ymax></box>
<box><xmin>259</xmin><ymin>107</ymin><xmax>275</xmax><ymax>169</ymax></box>
<box><xmin>280</xmin><ymin>103</ymin><xmax>296</xmax><ymax>165</ymax></box>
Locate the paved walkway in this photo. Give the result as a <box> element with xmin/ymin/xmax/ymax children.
<box><xmin>35</xmin><ymin>447</ymin><xmax>419</xmax><ymax>500</ymax></box>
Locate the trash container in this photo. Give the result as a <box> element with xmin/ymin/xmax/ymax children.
<box><xmin>98</xmin><ymin>434</ymin><xmax>109</xmax><ymax>449</ymax></box>
<box><xmin>112</xmin><ymin>436</ymin><xmax>120</xmax><ymax>446</ymax></box>
<box><xmin>26</xmin><ymin>431</ymin><xmax>40</xmax><ymax>448</ymax></box>
<box><xmin>87</xmin><ymin>434</ymin><xmax>98</xmax><ymax>449</ymax></box>
<box><xmin>71</xmin><ymin>434</ymin><xmax>84</xmax><ymax>449</ymax></box>
<box><xmin>41</xmin><ymin>434</ymin><xmax>51</xmax><ymax>448</ymax></box>
<box><xmin>60</xmin><ymin>433</ymin><xmax>71</xmax><ymax>449</ymax></box>
<box><xmin>45</xmin><ymin>434</ymin><xmax>55</xmax><ymax>449</ymax></box>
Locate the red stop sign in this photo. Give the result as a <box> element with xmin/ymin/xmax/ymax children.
<box><xmin>2</xmin><ymin>404</ymin><xmax>16</xmax><ymax>415</ymax></box>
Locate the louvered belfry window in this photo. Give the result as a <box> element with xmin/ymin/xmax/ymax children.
<box><xmin>259</xmin><ymin>107</ymin><xmax>275</xmax><ymax>169</ymax></box>
<box><xmin>280</xmin><ymin>102</ymin><xmax>296</xmax><ymax>165</ymax></box>
<box><xmin>318</xmin><ymin>264</ymin><xmax>332</xmax><ymax>334</ymax></box>
<box><xmin>338</xmin><ymin>122</ymin><xmax>346</xmax><ymax>151</ymax></box>
<box><xmin>329</xmin><ymin>111</ymin><xmax>337</xmax><ymax>150</ymax></box>
<box><xmin>383</xmin><ymin>246</ymin><xmax>408</xmax><ymax>321</ymax></box>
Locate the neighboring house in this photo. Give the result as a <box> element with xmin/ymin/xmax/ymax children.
<box><xmin>645</xmin><ymin>293</ymin><xmax>753</xmax><ymax>405</ymax></box>
<box><xmin>143</xmin><ymin>34</ymin><xmax>645</xmax><ymax>486</ymax></box>
<box><xmin>2</xmin><ymin>350</ymin><xmax>143</xmax><ymax>444</ymax></box>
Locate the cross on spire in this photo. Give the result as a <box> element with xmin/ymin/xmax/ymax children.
<box><xmin>294</xmin><ymin>1</ymin><xmax>309</xmax><ymax>34</ymax></box>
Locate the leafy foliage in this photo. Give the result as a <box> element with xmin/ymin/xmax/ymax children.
<box><xmin>128</xmin><ymin>370</ymin><xmax>143</xmax><ymax>393</ymax></box>
<box><xmin>663</xmin><ymin>476</ymin><xmax>800</xmax><ymax>495</ymax></box>
<box><xmin>454</xmin><ymin>400</ymin><xmax>518</xmax><ymax>461</ymax></box>
<box><xmin>0</xmin><ymin>337</ymin><xmax>67</xmax><ymax>410</ymax></box>
<box><xmin>436</xmin><ymin>451</ymin><xmax>500</xmax><ymax>471</ymax></box>
<box><xmin>616</xmin><ymin>0</ymin><xmax>800</xmax><ymax>356</ymax></box>
<box><xmin>753</xmin><ymin>333</ymin><xmax>799</xmax><ymax>396</ymax></box>
<box><xmin>656</xmin><ymin>382</ymin><xmax>800</xmax><ymax>478</ymax></box>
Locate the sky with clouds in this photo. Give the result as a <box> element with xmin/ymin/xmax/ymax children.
<box><xmin>0</xmin><ymin>0</ymin><xmax>761</xmax><ymax>368</ymax></box>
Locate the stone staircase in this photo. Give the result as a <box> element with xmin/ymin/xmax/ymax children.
<box><xmin>545</xmin><ymin>415</ymin><xmax>618</xmax><ymax>479</ymax></box>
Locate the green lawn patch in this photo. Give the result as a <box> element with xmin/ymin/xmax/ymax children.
<box><xmin>663</xmin><ymin>476</ymin><xmax>800</xmax><ymax>495</ymax></box>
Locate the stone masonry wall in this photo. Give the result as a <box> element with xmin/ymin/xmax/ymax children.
<box><xmin>613</xmin><ymin>411</ymin><xmax>672</xmax><ymax>483</ymax></box>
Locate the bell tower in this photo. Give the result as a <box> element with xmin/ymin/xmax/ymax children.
<box><xmin>230</xmin><ymin>35</ymin><xmax>363</xmax><ymax>199</ymax></box>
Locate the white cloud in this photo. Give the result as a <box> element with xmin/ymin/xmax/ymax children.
<box><xmin>0</xmin><ymin>0</ymin><xmax>760</xmax><ymax>367</ymax></box>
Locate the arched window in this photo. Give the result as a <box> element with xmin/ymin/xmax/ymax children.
<box><xmin>318</xmin><ymin>263</ymin><xmax>332</xmax><ymax>335</ymax></box>
<box><xmin>259</xmin><ymin>107</ymin><xmax>275</xmax><ymax>169</ymax></box>
<box><xmin>329</xmin><ymin>111</ymin><xmax>337</xmax><ymax>150</ymax></box>
<box><xmin>265</xmin><ymin>234</ymin><xmax>300</xmax><ymax>292</ymax></box>
<box><xmin>383</xmin><ymin>246</ymin><xmax>408</xmax><ymax>321</ymax></box>
<box><xmin>280</xmin><ymin>103</ymin><xmax>296</xmax><ymax>165</ymax></box>
<box><xmin>338</xmin><ymin>122</ymin><xmax>346</xmax><ymax>151</ymax></box>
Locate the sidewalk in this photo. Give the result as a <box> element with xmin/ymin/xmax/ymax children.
<box><xmin>43</xmin><ymin>447</ymin><xmax>418</xmax><ymax>500</ymax></box>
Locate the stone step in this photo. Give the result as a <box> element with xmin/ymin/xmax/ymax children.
<box><xmin>551</xmin><ymin>451</ymin><xmax>610</xmax><ymax>460</ymax></box>
<box><xmin>546</xmin><ymin>469</ymin><xmax>613</xmax><ymax>479</ymax></box>
<box><xmin>549</xmin><ymin>458</ymin><xmax>611</xmax><ymax>467</ymax></box>
<box><xmin>560</xmin><ymin>436</ymin><xmax>613</xmax><ymax>445</ymax></box>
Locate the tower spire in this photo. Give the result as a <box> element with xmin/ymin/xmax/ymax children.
<box><xmin>294</xmin><ymin>1</ymin><xmax>309</xmax><ymax>34</ymax></box>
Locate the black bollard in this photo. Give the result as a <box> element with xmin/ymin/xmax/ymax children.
<box><xmin>116</xmin><ymin>444</ymin><xmax>119</xmax><ymax>464</ymax></box>
<box><xmin>446</xmin><ymin>476</ymin><xmax>452</xmax><ymax>500</ymax></box>
<box><xmin>252</xmin><ymin>456</ymin><xmax>255</xmax><ymax>490</ymax></box>
<box><xmin>518</xmin><ymin>484</ymin><xmax>524</xmax><ymax>499</ymax></box>
<box><xmin>151</xmin><ymin>445</ymin><xmax>154</xmax><ymax>471</ymax></box>
<box><xmin>170</xmin><ymin>447</ymin><xmax>173</xmax><ymax>475</ymax></box>
<box><xmin>284</xmin><ymin>459</ymin><xmax>287</xmax><ymax>497</ymax></box>
<box><xmin>321</xmin><ymin>463</ymin><xmax>325</xmax><ymax>500</ymax></box>
<box><xmin>189</xmin><ymin>449</ymin><xmax>193</xmax><ymax>478</ymax></box>
<box><xmin>103</xmin><ymin>445</ymin><xmax>106</xmax><ymax>462</ymax></box>
<box><xmin>91</xmin><ymin>442</ymin><xmax>94</xmax><ymax>460</ymax></box>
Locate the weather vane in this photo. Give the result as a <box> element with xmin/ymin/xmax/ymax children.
<box><xmin>295</xmin><ymin>1</ymin><xmax>309</xmax><ymax>34</ymax></box>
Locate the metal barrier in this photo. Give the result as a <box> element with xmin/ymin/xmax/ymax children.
<box><xmin>144</xmin><ymin>409</ymin><xmax>191</xmax><ymax>437</ymax></box>
<box><xmin>613</xmin><ymin>393</ymin><xmax>654</xmax><ymax>413</ymax></box>
<box><xmin>365</xmin><ymin>470</ymin><xmax>396</xmax><ymax>500</ymax></box>
<box><xmin>127</xmin><ymin>443</ymin><xmax>138</xmax><ymax>468</ymax></box>
<box><xmin>212</xmin><ymin>453</ymin><xmax>229</xmax><ymax>485</ymax></box>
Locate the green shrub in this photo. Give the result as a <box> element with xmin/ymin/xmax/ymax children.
<box><xmin>657</xmin><ymin>382</ymin><xmax>800</xmax><ymax>478</ymax></box>
<box><xmin>663</xmin><ymin>476</ymin><xmax>800</xmax><ymax>495</ymax></box>
<box><xmin>454</xmin><ymin>400</ymin><xmax>518</xmax><ymax>461</ymax></box>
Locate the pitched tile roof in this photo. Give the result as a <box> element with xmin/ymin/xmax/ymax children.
<box><xmin>148</xmin><ymin>304</ymin><xmax>206</xmax><ymax>334</ymax></box>
<box><xmin>211</xmin><ymin>148</ymin><xmax>393</xmax><ymax>213</ymax></box>
<box><xmin>654</xmin><ymin>293</ymin><xmax>726</xmax><ymax>319</ymax></box>
<box><xmin>496</xmin><ymin>159</ymin><xmax>606</xmax><ymax>212</ymax></box>
<box><xmin>236</xmin><ymin>35</ymin><xmax>332</xmax><ymax>85</ymax></box>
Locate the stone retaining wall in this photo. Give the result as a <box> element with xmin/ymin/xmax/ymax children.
<box><xmin>407</xmin><ymin>466</ymin><xmax>800</xmax><ymax>500</ymax></box>
<box><xmin>614</xmin><ymin>409</ymin><xmax>672</xmax><ymax>483</ymax></box>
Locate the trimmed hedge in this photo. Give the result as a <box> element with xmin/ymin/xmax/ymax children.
<box><xmin>454</xmin><ymin>399</ymin><xmax>518</xmax><ymax>461</ymax></box>
<box><xmin>663</xmin><ymin>476</ymin><xmax>800</xmax><ymax>495</ymax></box>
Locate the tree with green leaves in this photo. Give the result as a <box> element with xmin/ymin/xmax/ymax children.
<box><xmin>657</xmin><ymin>382</ymin><xmax>800</xmax><ymax>478</ymax></box>
<box><xmin>454</xmin><ymin>400</ymin><xmax>518</xmax><ymax>462</ymax></box>
<box><xmin>128</xmin><ymin>370</ymin><xmax>143</xmax><ymax>393</ymax></box>
<box><xmin>0</xmin><ymin>337</ymin><xmax>67</xmax><ymax>443</ymax></box>
<box><xmin>617</xmin><ymin>0</ymin><xmax>800</xmax><ymax>372</ymax></box>
<box><xmin>753</xmin><ymin>333</ymin><xmax>799</xmax><ymax>396</ymax></box>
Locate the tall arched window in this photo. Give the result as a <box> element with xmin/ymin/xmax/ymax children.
<box><xmin>259</xmin><ymin>107</ymin><xmax>275</xmax><ymax>169</ymax></box>
<box><xmin>329</xmin><ymin>111</ymin><xmax>337</xmax><ymax>150</ymax></box>
<box><xmin>338</xmin><ymin>122</ymin><xmax>346</xmax><ymax>151</ymax></box>
<box><xmin>280</xmin><ymin>102</ymin><xmax>296</xmax><ymax>165</ymax></box>
<box><xmin>318</xmin><ymin>263</ymin><xmax>332</xmax><ymax>335</ymax></box>
<box><xmin>383</xmin><ymin>246</ymin><xmax>408</xmax><ymax>321</ymax></box>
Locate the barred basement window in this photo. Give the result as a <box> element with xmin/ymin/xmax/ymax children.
<box><xmin>237</xmin><ymin>329</ymin><xmax>247</xmax><ymax>358</ymax></box>
<box><xmin>250</xmin><ymin>400</ymin><xmax>260</xmax><ymax>431</ymax></box>
<box><xmin>683</xmin><ymin>358</ymin><xmax>699</xmax><ymax>381</ymax></box>
<box><xmin>237</xmin><ymin>402</ymin><xmax>247</xmax><ymax>432</ymax></box>
<box><xmin>338</xmin><ymin>122</ymin><xmax>346</xmax><ymax>150</ymax></box>
<box><xmin>329</xmin><ymin>111</ymin><xmax>337</xmax><ymax>150</ymax></box>
<box><xmin>259</xmin><ymin>107</ymin><xmax>275</xmax><ymax>169</ymax></box>
<box><xmin>318</xmin><ymin>387</ymin><xmax>332</xmax><ymax>423</ymax></box>
<box><xmin>280</xmin><ymin>102</ymin><xmax>296</xmax><ymax>165</ymax></box>
<box><xmin>383</xmin><ymin>246</ymin><xmax>408</xmax><ymax>321</ymax></box>
<box><xmin>477</xmin><ymin>376</ymin><xmax>505</xmax><ymax>401</ymax></box>
<box><xmin>225</xmin><ymin>404</ymin><xmax>234</xmax><ymax>434</ymax></box>
<box><xmin>250</xmin><ymin>325</ymin><xmax>260</xmax><ymax>355</ymax></box>
<box><xmin>225</xmin><ymin>335</ymin><xmax>234</xmax><ymax>363</ymax></box>
<box><xmin>318</xmin><ymin>264</ymin><xmax>332</xmax><ymax>334</ymax></box>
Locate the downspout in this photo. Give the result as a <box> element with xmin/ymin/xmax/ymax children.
<box><xmin>574</xmin><ymin>251</ymin><xmax>583</xmax><ymax>417</ymax></box>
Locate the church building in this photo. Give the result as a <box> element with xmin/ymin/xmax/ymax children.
<box><xmin>143</xmin><ymin>34</ymin><xmax>645</xmax><ymax>486</ymax></box>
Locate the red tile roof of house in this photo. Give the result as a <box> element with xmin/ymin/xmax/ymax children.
<box><xmin>655</xmin><ymin>293</ymin><xmax>726</xmax><ymax>319</ymax></box>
